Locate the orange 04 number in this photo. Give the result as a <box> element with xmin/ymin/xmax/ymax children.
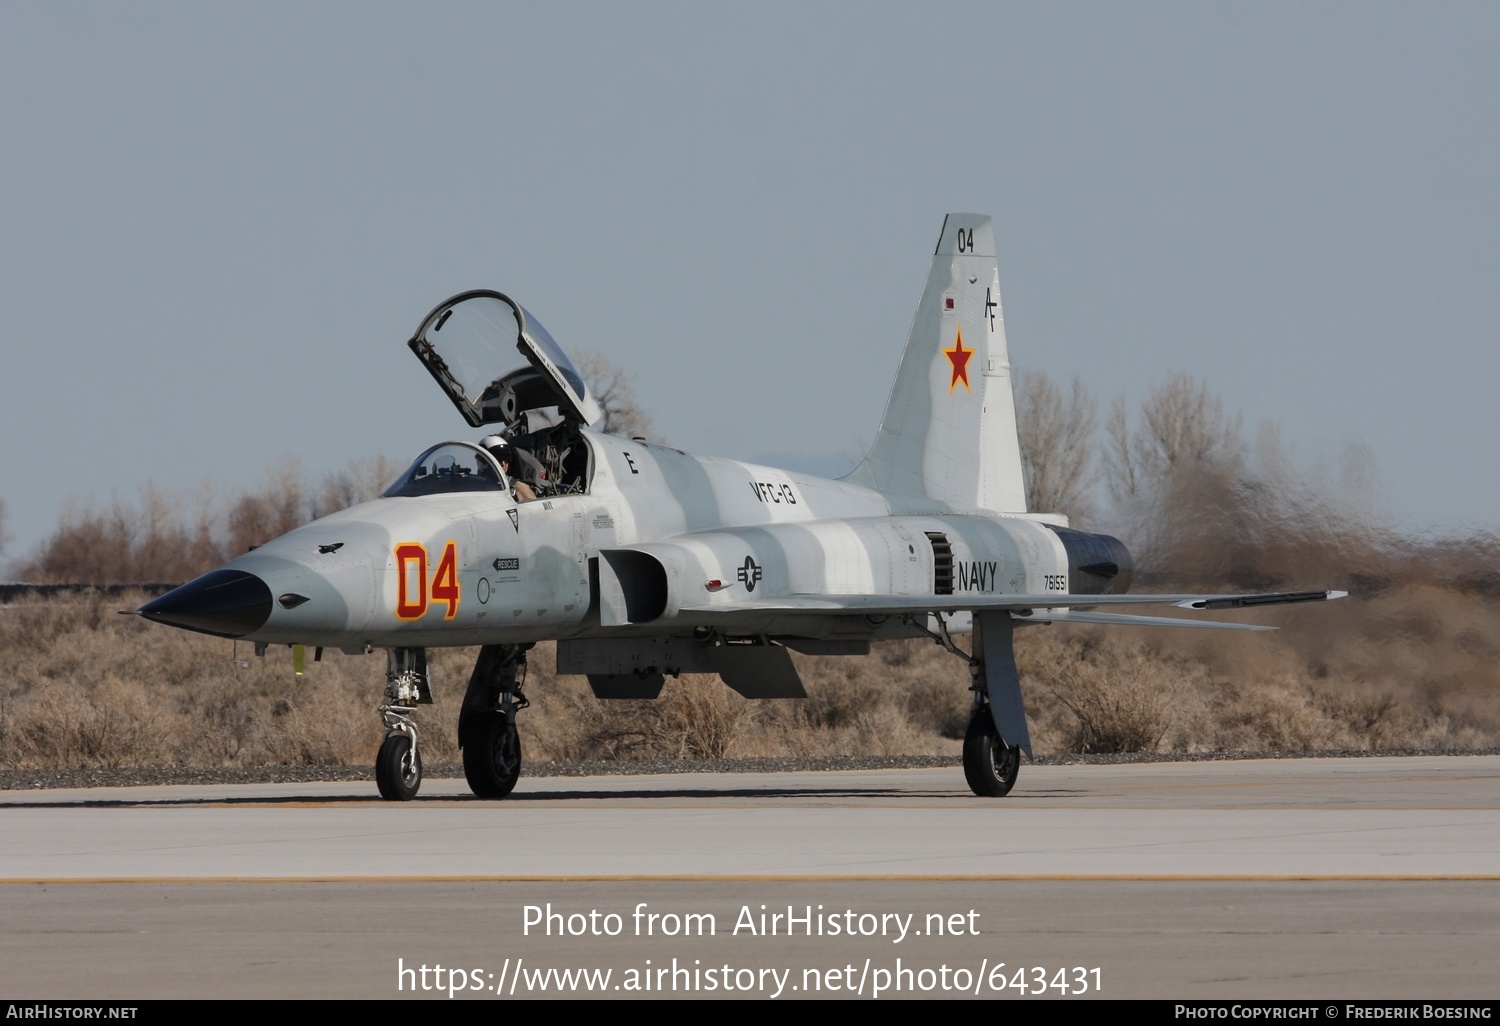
<box><xmin>394</xmin><ymin>540</ymin><xmax>460</xmax><ymax>620</ymax></box>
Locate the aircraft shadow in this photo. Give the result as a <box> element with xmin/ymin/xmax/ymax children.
<box><xmin>0</xmin><ymin>785</ymin><xmax>1086</xmax><ymax>809</ymax></box>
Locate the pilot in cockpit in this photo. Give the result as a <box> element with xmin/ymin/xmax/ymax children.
<box><xmin>480</xmin><ymin>435</ymin><xmax>537</xmax><ymax>502</ymax></box>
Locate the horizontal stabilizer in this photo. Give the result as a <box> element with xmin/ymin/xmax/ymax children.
<box><xmin>1015</xmin><ymin>610</ymin><xmax>1275</xmax><ymax>631</ymax></box>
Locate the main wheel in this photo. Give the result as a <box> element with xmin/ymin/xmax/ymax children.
<box><xmin>376</xmin><ymin>731</ymin><xmax>422</xmax><ymax>801</ymax></box>
<box><xmin>462</xmin><ymin>711</ymin><xmax>522</xmax><ymax>798</ymax></box>
<box><xmin>963</xmin><ymin>708</ymin><xmax>1020</xmax><ymax>797</ymax></box>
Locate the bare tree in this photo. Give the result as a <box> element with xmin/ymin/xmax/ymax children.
<box><xmin>575</xmin><ymin>351</ymin><xmax>657</xmax><ymax>440</ymax></box>
<box><xmin>1103</xmin><ymin>398</ymin><xmax>1139</xmax><ymax>505</ymax></box>
<box><xmin>1100</xmin><ymin>374</ymin><xmax>1252</xmax><ymax>585</ymax></box>
<box><xmin>1099</xmin><ymin>373</ymin><xmax>1377</xmax><ymax>588</ymax></box>
<box><xmin>1015</xmin><ymin>369</ymin><xmax>1097</xmax><ymax>524</ymax></box>
<box><xmin>23</xmin><ymin>485</ymin><xmax>219</xmax><ymax>584</ymax></box>
<box><xmin>1104</xmin><ymin>372</ymin><xmax>1242</xmax><ymax>505</ymax></box>
<box><xmin>225</xmin><ymin>461</ymin><xmax>312</xmax><ymax>557</ymax></box>
<box><xmin>20</xmin><ymin>454</ymin><xmax>408</xmax><ymax>583</ymax></box>
<box><xmin>313</xmin><ymin>454</ymin><xmax>401</xmax><ymax>519</ymax></box>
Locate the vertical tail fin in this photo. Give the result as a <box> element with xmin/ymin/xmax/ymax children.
<box><xmin>846</xmin><ymin>213</ymin><xmax>1026</xmax><ymax>512</ymax></box>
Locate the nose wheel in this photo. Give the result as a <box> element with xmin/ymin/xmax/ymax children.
<box><xmin>374</xmin><ymin>647</ymin><xmax>431</xmax><ymax>801</ymax></box>
<box><xmin>376</xmin><ymin>716</ymin><xmax>422</xmax><ymax>800</ymax></box>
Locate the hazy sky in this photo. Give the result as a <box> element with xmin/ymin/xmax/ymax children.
<box><xmin>3</xmin><ymin>2</ymin><xmax>1498</xmax><ymax>565</ymax></box>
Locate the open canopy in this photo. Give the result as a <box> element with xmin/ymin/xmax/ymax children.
<box><xmin>407</xmin><ymin>290</ymin><xmax>603</xmax><ymax>429</ymax></box>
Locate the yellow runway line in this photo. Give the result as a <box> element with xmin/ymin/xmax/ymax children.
<box><xmin>3</xmin><ymin>873</ymin><xmax>1499</xmax><ymax>885</ymax></box>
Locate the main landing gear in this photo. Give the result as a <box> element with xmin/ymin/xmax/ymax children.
<box><xmin>963</xmin><ymin>703</ymin><xmax>1021</xmax><ymax>797</ymax></box>
<box><xmin>907</xmin><ymin>610</ymin><xmax>1032</xmax><ymax>798</ymax></box>
<box><xmin>458</xmin><ymin>644</ymin><xmax>531</xmax><ymax>799</ymax></box>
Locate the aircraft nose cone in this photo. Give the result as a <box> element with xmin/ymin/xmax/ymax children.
<box><xmin>138</xmin><ymin>569</ymin><xmax>273</xmax><ymax>638</ymax></box>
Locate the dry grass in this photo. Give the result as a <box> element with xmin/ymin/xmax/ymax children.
<box><xmin>2</xmin><ymin>583</ymin><xmax>1497</xmax><ymax>772</ymax></box>
<box><xmin>516</xmin><ymin>639</ymin><xmax>967</xmax><ymax>764</ymax></box>
<box><xmin>10</xmin><ymin>375</ymin><xmax>1497</xmax><ymax>771</ymax></box>
<box><xmin>0</xmin><ymin>591</ymin><xmax>462</xmax><ymax>770</ymax></box>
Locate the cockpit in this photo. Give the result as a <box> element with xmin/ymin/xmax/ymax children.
<box><xmin>381</xmin><ymin>442</ymin><xmax>506</xmax><ymax>498</ymax></box>
<box><xmin>405</xmin><ymin>290</ymin><xmax>604</xmax><ymax>499</ymax></box>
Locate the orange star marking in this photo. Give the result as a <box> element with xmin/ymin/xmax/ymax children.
<box><xmin>943</xmin><ymin>326</ymin><xmax>973</xmax><ymax>393</ymax></box>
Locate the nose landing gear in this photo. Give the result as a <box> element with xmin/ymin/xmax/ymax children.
<box><xmin>375</xmin><ymin>648</ymin><xmax>432</xmax><ymax>801</ymax></box>
<box><xmin>376</xmin><ymin>723</ymin><xmax>422</xmax><ymax>801</ymax></box>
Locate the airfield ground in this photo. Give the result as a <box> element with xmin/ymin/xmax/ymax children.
<box><xmin>2</xmin><ymin>755</ymin><xmax>1496</xmax><ymax>999</ymax></box>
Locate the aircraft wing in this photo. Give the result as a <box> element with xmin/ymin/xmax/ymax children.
<box><xmin>673</xmin><ymin>589</ymin><xmax>1345</xmax><ymax>630</ymax></box>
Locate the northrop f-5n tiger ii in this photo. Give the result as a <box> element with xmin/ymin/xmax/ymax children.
<box><xmin>139</xmin><ymin>213</ymin><xmax>1344</xmax><ymax>800</ymax></box>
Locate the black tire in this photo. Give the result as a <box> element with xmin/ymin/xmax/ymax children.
<box><xmin>462</xmin><ymin>711</ymin><xmax>522</xmax><ymax>799</ymax></box>
<box><xmin>963</xmin><ymin>708</ymin><xmax>1020</xmax><ymax>797</ymax></box>
<box><xmin>376</xmin><ymin>732</ymin><xmax>422</xmax><ymax>801</ymax></box>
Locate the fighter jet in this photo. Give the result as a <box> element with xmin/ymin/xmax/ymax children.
<box><xmin>138</xmin><ymin>213</ymin><xmax>1344</xmax><ymax>800</ymax></box>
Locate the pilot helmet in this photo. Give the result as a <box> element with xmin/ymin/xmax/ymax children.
<box><xmin>479</xmin><ymin>434</ymin><xmax>513</xmax><ymax>466</ymax></box>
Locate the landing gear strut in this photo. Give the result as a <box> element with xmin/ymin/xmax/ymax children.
<box><xmin>459</xmin><ymin>644</ymin><xmax>531</xmax><ymax>799</ymax></box>
<box><xmin>907</xmin><ymin>610</ymin><xmax>1031</xmax><ymax>798</ymax></box>
<box><xmin>375</xmin><ymin>648</ymin><xmax>431</xmax><ymax>801</ymax></box>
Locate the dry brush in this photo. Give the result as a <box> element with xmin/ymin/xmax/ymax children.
<box><xmin>2</xmin><ymin>583</ymin><xmax>1496</xmax><ymax>773</ymax></box>
<box><xmin>4</xmin><ymin>372</ymin><xmax>1497</xmax><ymax>771</ymax></box>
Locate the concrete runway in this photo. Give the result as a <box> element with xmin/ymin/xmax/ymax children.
<box><xmin>2</xmin><ymin>756</ymin><xmax>1497</xmax><ymax>999</ymax></box>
